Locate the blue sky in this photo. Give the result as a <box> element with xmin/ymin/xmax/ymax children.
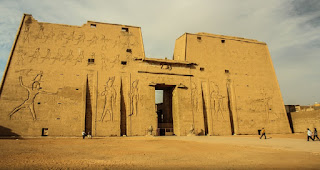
<box><xmin>0</xmin><ymin>0</ymin><xmax>319</xmax><ymax>105</ymax></box>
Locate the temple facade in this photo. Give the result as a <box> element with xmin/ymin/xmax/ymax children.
<box><xmin>0</xmin><ymin>14</ymin><xmax>291</xmax><ymax>137</ymax></box>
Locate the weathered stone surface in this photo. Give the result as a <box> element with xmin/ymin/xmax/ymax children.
<box><xmin>0</xmin><ymin>14</ymin><xmax>291</xmax><ymax>136</ymax></box>
<box><xmin>290</xmin><ymin>110</ymin><xmax>320</xmax><ymax>133</ymax></box>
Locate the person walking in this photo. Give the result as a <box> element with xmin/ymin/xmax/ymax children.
<box><xmin>314</xmin><ymin>128</ymin><xmax>319</xmax><ymax>141</ymax></box>
<box><xmin>260</xmin><ymin>128</ymin><xmax>266</xmax><ymax>139</ymax></box>
<box><xmin>82</xmin><ymin>130</ymin><xmax>86</xmax><ymax>139</ymax></box>
<box><xmin>307</xmin><ymin>128</ymin><xmax>314</xmax><ymax>141</ymax></box>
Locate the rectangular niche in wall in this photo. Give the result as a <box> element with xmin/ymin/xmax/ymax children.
<box><xmin>88</xmin><ymin>58</ymin><xmax>95</xmax><ymax>64</ymax></box>
<box><xmin>122</xmin><ymin>27</ymin><xmax>129</xmax><ymax>32</ymax></box>
<box><xmin>42</xmin><ymin>128</ymin><xmax>49</xmax><ymax>136</ymax></box>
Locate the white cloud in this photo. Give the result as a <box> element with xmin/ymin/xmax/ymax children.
<box><xmin>0</xmin><ymin>0</ymin><xmax>319</xmax><ymax>105</ymax></box>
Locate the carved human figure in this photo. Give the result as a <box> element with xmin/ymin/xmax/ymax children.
<box><xmin>52</xmin><ymin>48</ymin><xmax>63</xmax><ymax>64</ymax></box>
<box><xmin>29</xmin><ymin>48</ymin><xmax>40</xmax><ymax>62</ymax></box>
<box><xmin>101</xmin><ymin>54</ymin><xmax>107</xmax><ymax>70</ymax></box>
<box><xmin>191</xmin><ymin>82</ymin><xmax>198</xmax><ymax>112</ymax></box>
<box><xmin>33</xmin><ymin>24</ymin><xmax>44</xmax><ymax>41</ymax></box>
<box><xmin>75</xmin><ymin>32</ymin><xmax>85</xmax><ymax>45</ymax></box>
<box><xmin>16</xmin><ymin>48</ymin><xmax>27</xmax><ymax>65</ymax></box>
<box><xmin>101</xmin><ymin>34</ymin><xmax>109</xmax><ymax>50</ymax></box>
<box><xmin>261</xmin><ymin>90</ymin><xmax>278</xmax><ymax>120</ymax></box>
<box><xmin>62</xmin><ymin>50</ymin><xmax>74</xmax><ymax>65</ymax></box>
<box><xmin>130</xmin><ymin>80</ymin><xmax>139</xmax><ymax>116</ymax></box>
<box><xmin>43</xmin><ymin>29</ymin><xmax>55</xmax><ymax>43</ymax></box>
<box><xmin>40</xmin><ymin>49</ymin><xmax>51</xmax><ymax>63</ymax></box>
<box><xmin>23</xmin><ymin>26</ymin><xmax>30</xmax><ymax>43</ymax></box>
<box><xmin>56</xmin><ymin>31</ymin><xmax>66</xmax><ymax>42</ymax></box>
<box><xmin>210</xmin><ymin>83</ymin><xmax>224</xmax><ymax>120</ymax></box>
<box><xmin>74</xmin><ymin>50</ymin><xmax>84</xmax><ymax>65</ymax></box>
<box><xmin>88</xmin><ymin>34</ymin><xmax>98</xmax><ymax>46</ymax></box>
<box><xmin>65</xmin><ymin>31</ymin><xmax>75</xmax><ymax>44</ymax></box>
<box><xmin>9</xmin><ymin>72</ymin><xmax>43</xmax><ymax>120</ymax></box>
<box><xmin>101</xmin><ymin>77</ymin><xmax>117</xmax><ymax>121</ymax></box>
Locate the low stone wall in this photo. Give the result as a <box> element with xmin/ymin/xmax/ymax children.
<box><xmin>290</xmin><ymin>110</ymin><xmax>320</xmax><ymax>133</ymax></box>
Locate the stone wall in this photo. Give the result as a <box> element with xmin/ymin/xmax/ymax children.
<box><xmin>290</xmin><ymin>110</ymin><xmax>320</xmax><ymax>133</ymax></box>
<box><xmin>0</xmin><ymin>14</ymin><xmax>291</xmax><ymax>137</ymax></box>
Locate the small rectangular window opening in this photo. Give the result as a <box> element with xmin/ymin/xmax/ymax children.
<box><xmin>88</xmin><ymin>58</ymin><xmax>95</xmax><ymax>64</ymax></box>
<box><xmin>126</xmin><ymin>49</ymin><xmax>132</xmax><ymax>53</ymax></box>
<box><xmin>225</xmin><ymin>69</ymin><xmax>229</xmax><ymax>73</ymax></box>
<box><xmin>121</xmin><ymin>61</ymin><xmax>127</xmax><ymax>65</ymax></box>
<box><xmin>197</xmin><ymin>37</ymin><xmax>202</xmax><ymax>41</ymax></box>
<box><xmin>90</xmin><ymin>24</ymin><xmax>96</xmax><ymax>28</ymax></box>
<box><xmin>200</xmin><ymin>67</ymin><xmax>205</xmax><ymax>71</ymax></box>
<box><xmin>221</xmin><ymin>39</ymin><xmax>225</xmax><ymax>43</ymax></box>
<box><xmin>42</xmin><ymin>128</ymin><xmax>48</xmax><ymax>136</ymax></box>
<box><xmin>122</xmin><ymin>27</ymin><xmax>129</xmax><ymax>32</ymax></box>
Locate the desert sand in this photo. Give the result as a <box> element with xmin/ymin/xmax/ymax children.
<box><xmin>0</xmin><ymin>133</ymin><xmax>319</xmax><ymax>169</ymax></box>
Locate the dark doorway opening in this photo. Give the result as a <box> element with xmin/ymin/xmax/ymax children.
<box><xmin>85</xmin><ymin>78</ymin><xmax>93</xmax><ymax>135</ymax></box>
<box><xmin>155</xmin><ymin>85</ymin><xmax>175</xmax><ymax>136</ymax></box>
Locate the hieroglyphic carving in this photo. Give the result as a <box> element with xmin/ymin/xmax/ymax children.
<box><xmin>261</xmin><ymin>89</ymin><xmax>278</xmax><ymax>120</ymax></box>
<box><xmin>74</xmin><ymin>50</ymin><xmax>84</xmax><ymax>65</ymax></box>
<box><xmin>120</xmin><ymin>33</ymin><xmax>138</xmax><ymax>49</ymax></box>
<box><xmin>87</xmin><ymin>34</ymin><xmax>98</xmax><ymax>46</ymax></box>
<box><xmin>210</xmin><ymin>82</ymin><xmax>225</xmax><ymax>120</ymax></box>
<box><xmin>33</xmin><ymin>24</ymin><xmax>45</xmax><ymax>41</ymax></box>
<box><xmin>29</xmin><ymin>48</ymin><xmax>40</xmax><ymax>62</ymax></box>
<box><xmin>65</xmin><ymin>31</ymin><xmax>75</xmax><ymax>44</ymax></box>
<box><xmin>101</xmin><ymin>34</ymin><xmax>109</xmax><ymax>50</ymax></box>
<box><xmin>90</xmin><ymin>52</ymin><xmax>95</xmax><ymax>59</ymax></box>
<box><xmin>61</xmin><ymin>50</ymin><xmax>74</xmax><ymax>65</ymax></box>
<box><xmin>56</xmin><ymin>31</ymin><xmax>66</xmax><ymax>42</ymax></box>
<box><xmin>23</xmin><ymin>26</ymin><xmax>30</xmax><ymax>43</ymax></box>
<box><xmin>129</xmin><ymin>80</ymin><xmax>139</xmax><ymax>116</ymax></box>
<box><xmin>101</xmin><ymin>54</ymin><xmax>120</xmax><ymax>70</ymax></box>
<box><xmin>75</xmin><ymin>32</ymin><xmax>85</xmax><ymax>45</ymax></box>
<box><xmin>9</xmin><ymin>71</ymin><xmax>43</xmax><ymax>120</ymax></box>
<box><xmin>51</xmin><ymin>48</ymin><xmax>63</xmax><ymax>64</ymax></box>
<box><xmin>40</xmin><ymin>49</ymin><xmax>51</xmax><ymax>63</ymax></box>
<box><xmin>15</xmin><ymin>48</ymin><xmax>27</xmax><ymax>65</ymax></box>
<box><xmin>43</xmin><ymin>28</ymin><xmax>55</xmax><ymax>43</ymax></box>
<box><xmin>101</xmin><ymin>77</ymin><xmax>117</xmax><ymax>121</ymax></box>
<box><xmin>191</xmin><ymin>82</ymin><xmax>198</xmax><ymax>112</ymax></box>
<box><xmin>112</xmin><ymin>55</ymin><xmax>120</xmax><ymax>64</ymax></box>
<box><xmin>101</xmin><ymin>53</ymin><xmax>107</xmax><ymax>70</ymax></box>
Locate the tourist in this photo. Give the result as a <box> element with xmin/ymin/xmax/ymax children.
<box><xmin>314</xmin><ymin>128</ymin><xmax>319</xmax><ymax>141</ymax></box>
<box><xmin>87</xmin><ymin>131</ymin><xmax>92</xmax><ymax>139</ymax></box>
<box><xmin>307</xmin><ymin>128</ymin><xmax>314</xmax><ymax>141</ymax></box>
<box><xmin>260</xmin><ymin>128</ymin><xmax>266</xmax><ymax>139</ymax></box>
<box><xmin>82</xmin><ymin>130</ymin><xmax>86</xmax><ymax>139</ymax></box>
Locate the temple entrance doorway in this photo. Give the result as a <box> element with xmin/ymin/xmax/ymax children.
<box><xmin>155</xmin><ymin>85</ymin><xmax>175</xmax><ymax>136</ymax></box>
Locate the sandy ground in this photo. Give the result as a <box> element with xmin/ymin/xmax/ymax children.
<box><xmin>0</xmin><ymin>133</ymin><xmax>319</xmax><ymax>169</ymax></box>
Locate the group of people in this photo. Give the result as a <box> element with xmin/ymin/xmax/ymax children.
<box><xmin>82</xmin><ymin>131</ymin><xmax>92</xmax><ymax>139</ymax></box>
<box><xmin>307</xmin><ymin>128</ymin><xmax>319</xmax><ymax>141</ymax></box>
